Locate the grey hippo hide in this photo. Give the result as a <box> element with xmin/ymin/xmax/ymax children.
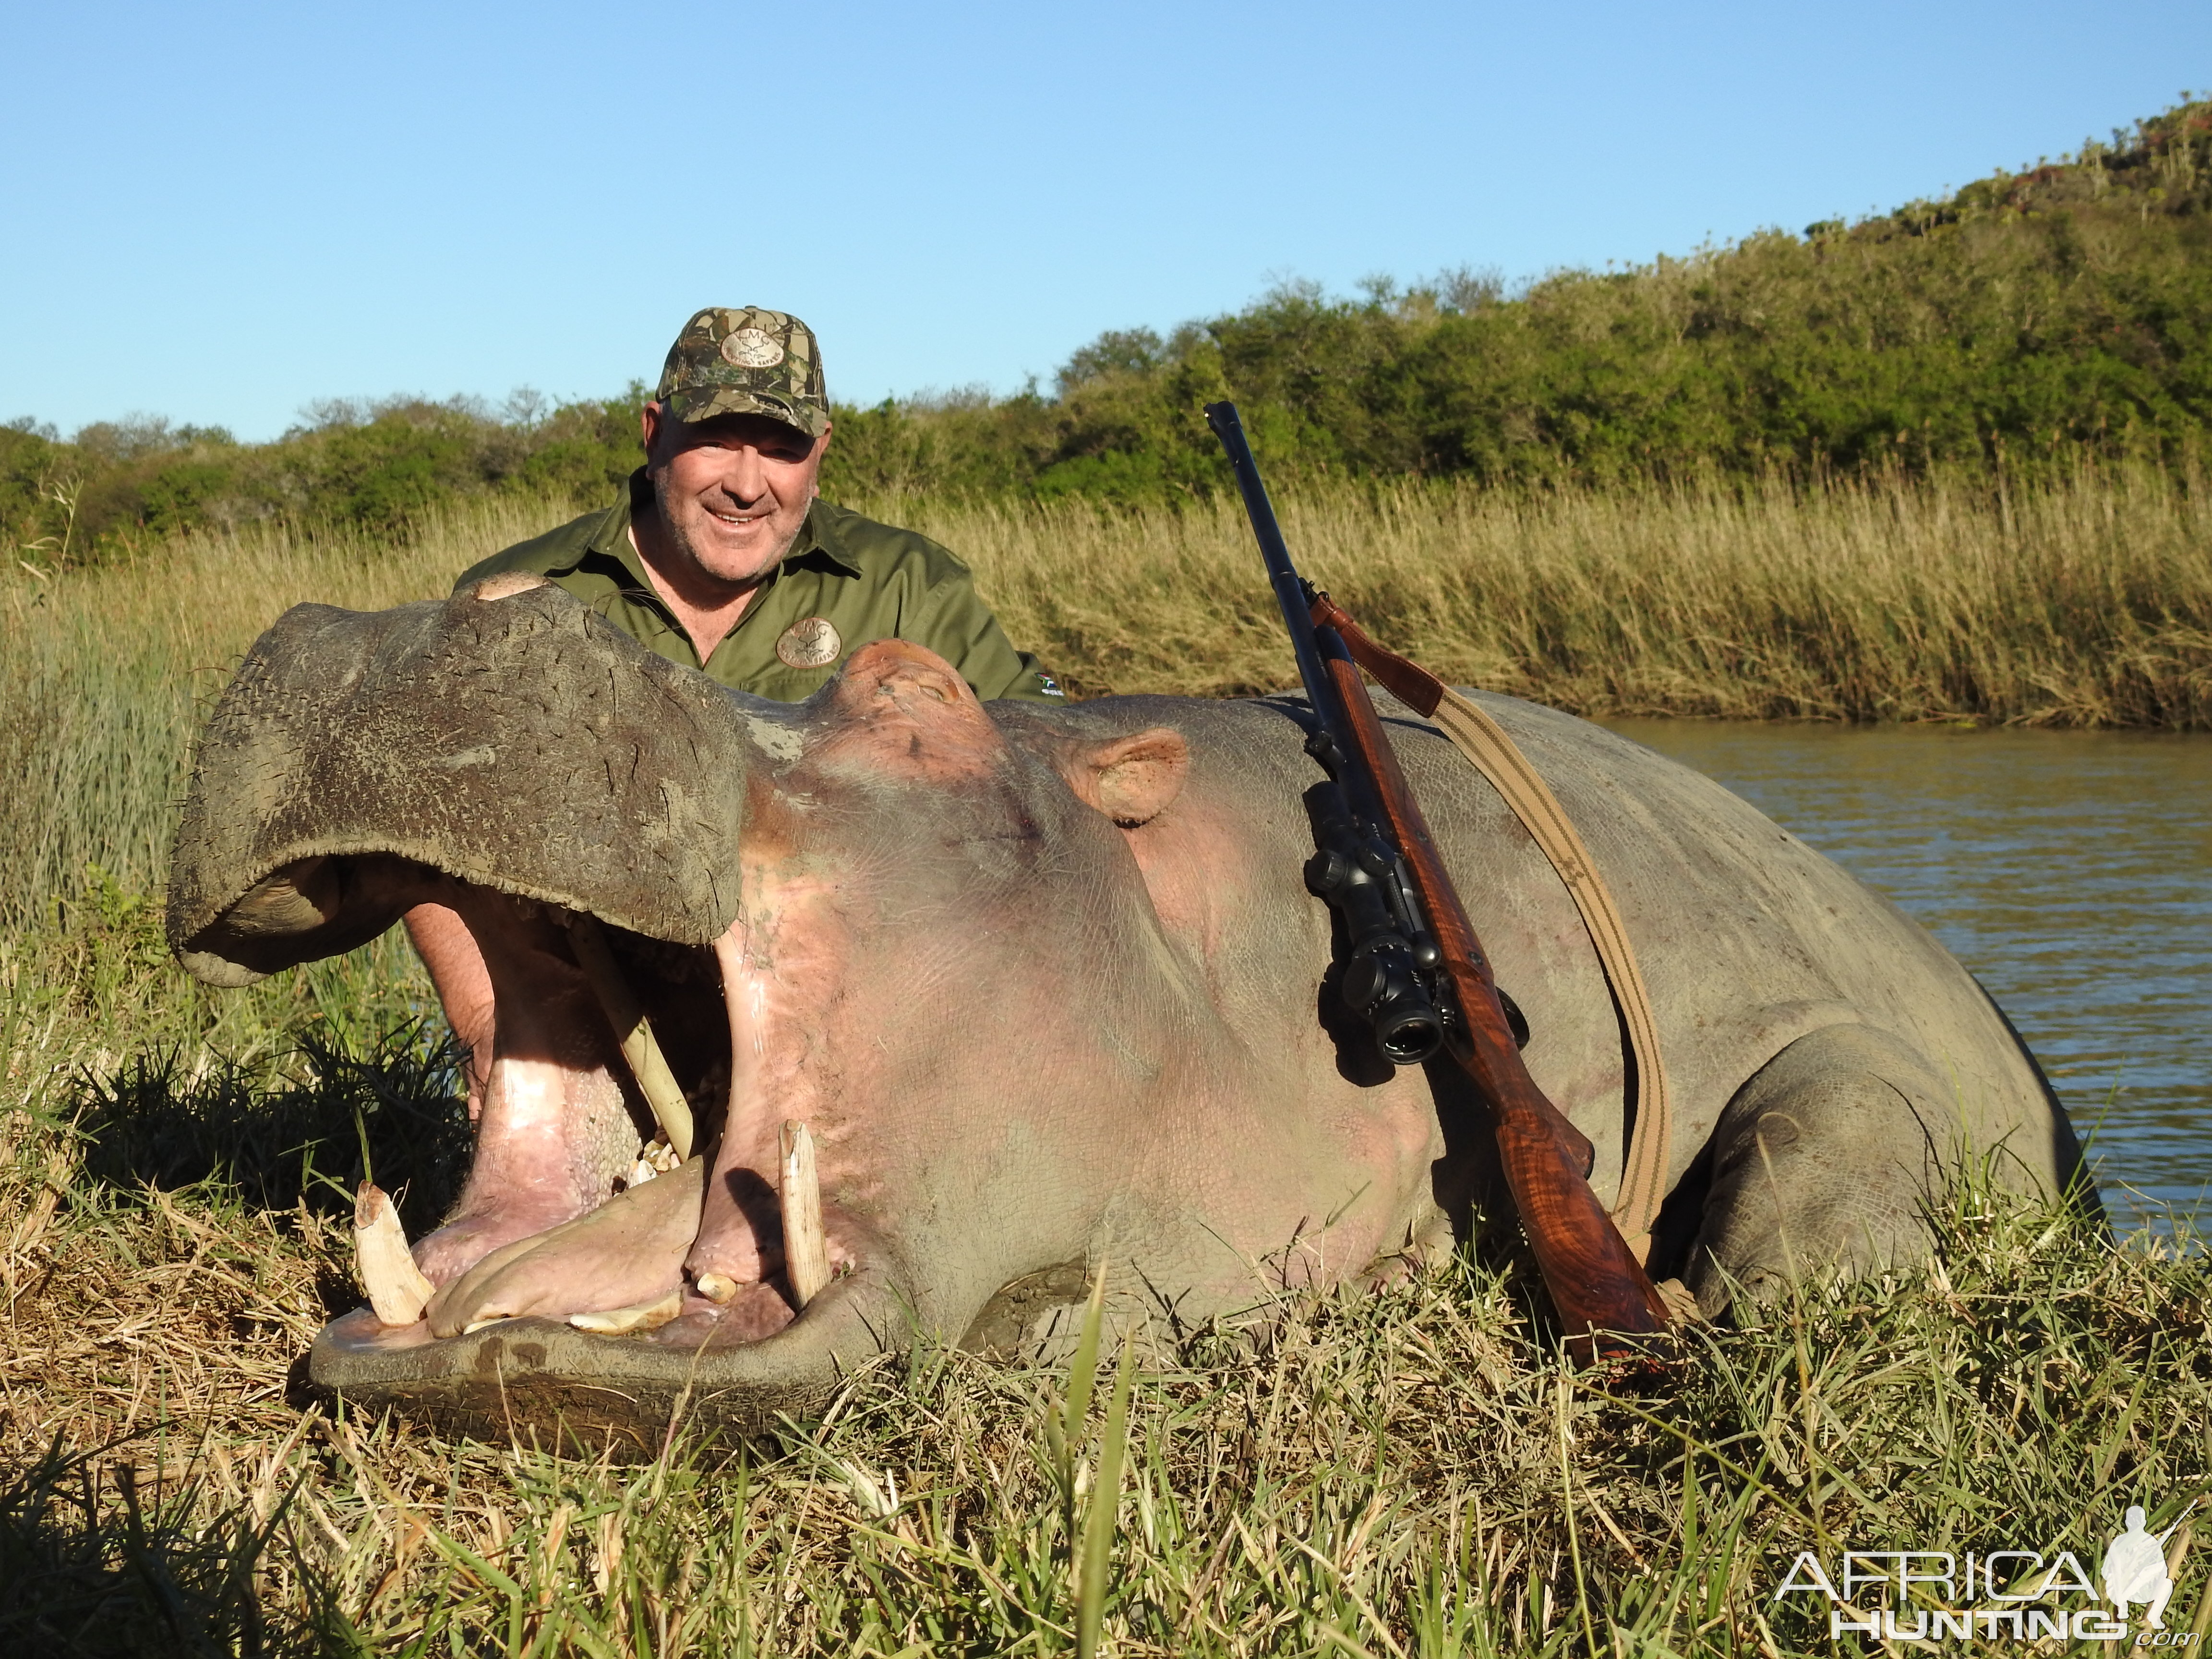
<box><xmin>167</xmin><ymin>581</ymin><xmax>2092</xmax><ymax>1448</ymax></box>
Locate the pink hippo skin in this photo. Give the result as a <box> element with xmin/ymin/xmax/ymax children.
<box><xmin>165</xmin><ymin>582</ymin><xmax>2094</xmax><ymax>1445</ymax></box>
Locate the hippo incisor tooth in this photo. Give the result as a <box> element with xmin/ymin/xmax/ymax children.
<box><xmin>353</xmin><ymin>1182</ymin><xmax>435</xmax><ymax>1326</ymax></box>
<box><xmin>694</xmin><ymin>1271</ymin><xmax>740</xmax><ymax>1305</ymax></box>
<box><xmin>567</xmin><ymin>913</ymin><xmax>695</xmax><ymax>1162</ymax></box>
<box><xmin>567</xmin><ymin>1286</ymin><xmax>684</xmax><ymax>1335</ymax></box>
<box><xmin>781</xmin><ymin>1120</ymin><xmax>831</xmax><ymax>1309</ymax></box>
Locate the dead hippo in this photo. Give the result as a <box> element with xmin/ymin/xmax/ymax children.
<box><xmin>166</xmin><ymin>582</ymin><xmax>2092</xmax><ymax>1445</ymax></box>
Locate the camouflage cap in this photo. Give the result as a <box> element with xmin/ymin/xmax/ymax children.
<box><xmin>655</xmin><ymin>307</ymin><xmax>830</xmax><ymax>438</ymax></box>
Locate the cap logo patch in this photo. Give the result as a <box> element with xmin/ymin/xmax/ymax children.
<box><xmin>721</xmin><ymin>327</ymin><xmax>785</xmax><ymax>369</ymax></box>
<box><xmin>776</xmin><ymin>616</ymin><xmax>842</xmax><ymax>669</ymax></box>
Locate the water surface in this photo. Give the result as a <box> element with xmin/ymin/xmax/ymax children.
<box><xmin>1604</xmin><ymin>719</ymin><xmax>2212</xmax><ymax>1236</ymax></box>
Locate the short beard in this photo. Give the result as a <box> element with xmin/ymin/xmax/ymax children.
<box><xmin>647</xmin><ymin>465</ymin><xmax>804</xmax><ymax>582</ymax></box>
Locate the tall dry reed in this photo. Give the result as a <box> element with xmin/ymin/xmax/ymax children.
<box><xmin>922</xmin><ymin>463</ymin><xmax>2212</xmax><ymax>722</ymax></box>
<box><xmin>5</xmin><ymin>467</ymin><xmax>2206</xmax><ymax>928</ymax></box>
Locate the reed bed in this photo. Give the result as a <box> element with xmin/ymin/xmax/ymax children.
<box><xmin>929</xmin><ymin>463</ymin><xmax>2212</xmax><ymax>723</ymax></box>
<box><xmin>6</xmin><ymin>463</ymin><xmax>2207</xmax><ymax>925</ymax></box>
<box><xmin>2</xmin><ymin>472</ymin><xmax>2208</xmax><ymax>1653</ymax></box>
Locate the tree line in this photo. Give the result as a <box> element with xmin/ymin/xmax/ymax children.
<box><xmin>7</xmin><ymin>99</ymin><xmax>2209</xmax><ymax>565</ymax></box>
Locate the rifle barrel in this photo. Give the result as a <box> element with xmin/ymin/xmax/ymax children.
<box><xmin>1203</xmin><ymin>403</ymin><xmax>1333</xmax><ymax>716</ymax></box>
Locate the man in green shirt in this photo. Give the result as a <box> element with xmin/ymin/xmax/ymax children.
<box><xmin>456</xmin><ymin>305</ymin><xmax>1062</xmax><ymax>703</ymax></box>
<box><xmin>417</xmin><ymin>307</ymin><xmax>1062</xmax><ymax>1120</ymax></box>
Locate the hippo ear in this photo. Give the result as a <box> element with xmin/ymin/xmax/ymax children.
<box><xmin>1060</xmin><ymin>728</ymin><xmax>1190</xmax><ymax>827</ymax></box>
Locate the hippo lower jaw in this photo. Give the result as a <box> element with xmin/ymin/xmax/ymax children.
<box><xmin>189</xmin><ymin>854</ymin><xmax>903</xmax><ymax>1446</ymax></box>
<box><xmin>310</xmin><ymin>1261</ymin><xmax>903</xmax><ymax>1448</ymax></box>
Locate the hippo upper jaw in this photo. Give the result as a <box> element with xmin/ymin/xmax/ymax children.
<box><xmin>165</xmin><ymin>584</ymin><xmax>761</xmax><ymax>986</ymax></box>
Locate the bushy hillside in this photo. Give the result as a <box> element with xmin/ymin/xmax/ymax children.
<box><xmin>863</xmin><ymin>98</ymin><xmax>2212</xmax><ymax>500</ymax></box>
<box><xmin>6</xmin><ymin>100</ymin><xmax>2208</xmax><ymax>562</ymax></box>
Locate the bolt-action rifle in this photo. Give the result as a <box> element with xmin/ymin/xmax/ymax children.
<box><xmin>1203</xmin><ymin>401</ymin><xmax>1669</xmax><ymax>1360</ymax></box>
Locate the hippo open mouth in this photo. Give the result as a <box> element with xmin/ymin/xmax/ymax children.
<box><xmin>162</xmin><ymin>588</ymin><xmax>1068</xmax><ymax>1450</ymax></box>
<box><xmin>189</xmin><ymin>851</ymin><xmax>904</xmax><ymax>1446</ymax></box>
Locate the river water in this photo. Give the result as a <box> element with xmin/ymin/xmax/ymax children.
<box><xmin>1602</xmin><ymin>720</ymin><xmax>2212</xmax><ymax>1237</ymax></box>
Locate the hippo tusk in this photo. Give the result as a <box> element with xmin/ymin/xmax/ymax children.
<box><xmin>566</xmin><ymin>914</ymin><xmax>695</xmax><ymax>1162</ymax></box>
<box><xmin>694</xmin><ymin>1271</ymin><xmax>740</xmax><ymax>1305</ymax></box>
<box><xmin>567</xmin><ymin>1287</ymin><xmax>684</xmax><ymax>1334</ymax></box>
<box><xmin>354</xmin><ymin>1182</ymin><xmax>435</xmax><ymax>1326</ymax></box>
<box><xmin>781</xmin><ymin>1121</ymin><xmax>831</xmax><ymax>1308</ymax></box>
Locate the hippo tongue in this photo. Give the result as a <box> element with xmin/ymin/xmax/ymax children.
<box><xmin>425</xmin><ymin>1155</ymin><xmax>707</xmax><ymax>1338</ymax></box>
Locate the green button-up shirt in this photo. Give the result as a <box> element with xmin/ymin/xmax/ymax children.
<box><xmin>455</xmin><ymin>473</ymin><xmax>1062</xmax><ymax>703</ymax></box>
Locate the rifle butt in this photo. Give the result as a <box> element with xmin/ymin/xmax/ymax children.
<box><xmin>1489</xmin><ymin>1096</ymin><xmax>1673</xmax><ymax>1358</ymax></box>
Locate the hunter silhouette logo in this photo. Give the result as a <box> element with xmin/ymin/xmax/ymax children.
<box><xmin>2104</xmin><ymin>1504</ymin><xmax>2193</xmax><ymax>1631</ymax></box>
<box><xmin>1774</xmin><ymin>1501</ymin><xmax>2200</xmax><ymax>1644</ymax></box>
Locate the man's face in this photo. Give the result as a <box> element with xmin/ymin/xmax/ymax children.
<box><xmin>640</xmin><ymin>404</ymin><xmax>830</xmax><ymax>589</ymax></box>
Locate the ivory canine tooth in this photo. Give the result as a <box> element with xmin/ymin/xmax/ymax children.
<box><xmin>567</xmin><ymin>913</ymin><xmax>696</xmax><ymax>1161</ymax></box>
<box><xmin>353</xmin><ymin>1182</ymin><xmax>435</xmax><ymax>1326</ymax></box>
<box><xmin>781</xmin><ymin>1120</ymin><xmax>831</xmax><ymax>1308</ymax></box>
<box><xmin>568</xmin><ymin>1287</ymin><xmax>684</xmax><ymax>1334</ymax></box>
<box><xmin>694</xmin><ymin>1271</ymin><xmax>739</xmax><ymax>1305</ymax></box>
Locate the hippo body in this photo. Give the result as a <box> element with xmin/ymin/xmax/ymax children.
<box><xmin>167</xmin><ymin>585</ymin><xmax>2091</xmax><ymax>1445</ymax></box>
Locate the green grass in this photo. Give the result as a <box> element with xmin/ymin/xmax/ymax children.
<box><xmin>0</xmin><ymin>1012</ymin><xmax>2200</xmax><ymax>1658</ymax></box>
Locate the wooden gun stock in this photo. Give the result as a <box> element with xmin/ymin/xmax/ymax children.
<box><xmin>1317</xmin><ymin>638</ymin><xmax>1670</xmax><ymax>1356</ymax></box>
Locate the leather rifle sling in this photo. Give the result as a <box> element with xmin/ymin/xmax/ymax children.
<box><xmin>1308</xmin><ymin>594</ymin><xmax>1673</xmax><ymax>1262</ymax></box>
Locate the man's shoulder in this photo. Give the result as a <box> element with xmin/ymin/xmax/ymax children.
<box><xmin>809</xmin><ymin>500</ymin><xmax>971</xmax><ymax>583</ymax></box>
<box><xmin>454</xmin><ymin>501</ymin><xmax>621</xmax><ymax>592</ymax></box>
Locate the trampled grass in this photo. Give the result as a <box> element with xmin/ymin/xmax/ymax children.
<box><xmin>2</xmin><ymin>473</ymin><xmax>2209</xmax><ymax>1653</ymax></box>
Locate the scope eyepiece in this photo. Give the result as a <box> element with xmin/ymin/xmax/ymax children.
<box><xmin>1339</xmin><ymin>938</ymin><xmax>1444</xmax><ymax>1065</ymax></box>
<box><xmin>1373</xmin><ymin>1000</ymin><xmax>1443</xmax><ymax>1065</ymax></box>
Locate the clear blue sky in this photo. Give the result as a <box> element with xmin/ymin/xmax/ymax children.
<box><xmin>3</xmin><ymin>2</ymin><xmax>2206</xmax><ymax>441</ymax></box>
